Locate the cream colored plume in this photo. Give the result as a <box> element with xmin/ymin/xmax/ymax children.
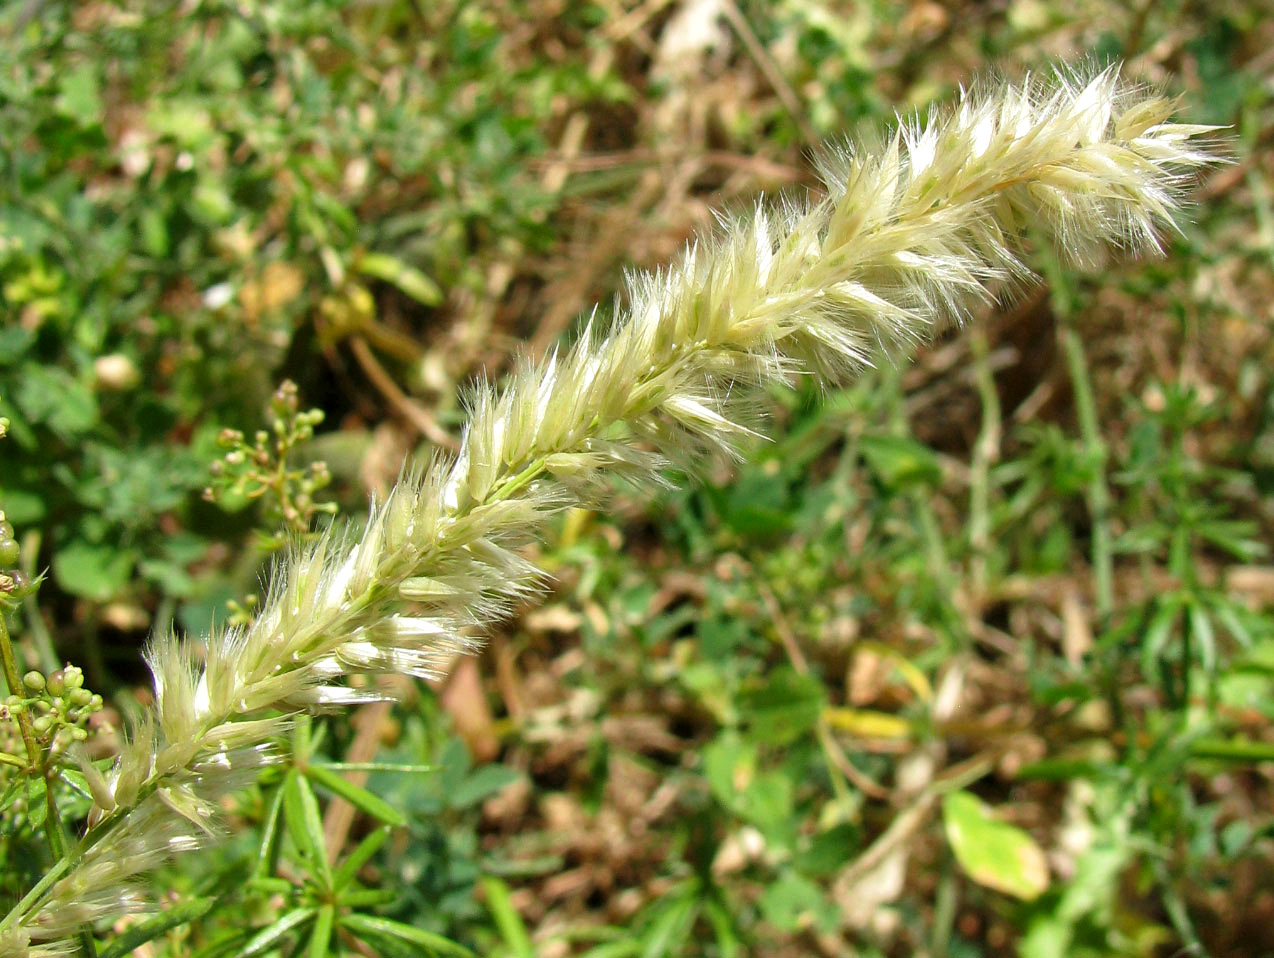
<box><xmin>0</xmin><ymin>63</ymin><xmax>1223</xmax><ymax>950</ymax></box>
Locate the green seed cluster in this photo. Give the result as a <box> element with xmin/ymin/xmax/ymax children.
<box><xmin>3</xmin><ymin>666</ymin><xmax>104</xmax><ymax>759</ymax></box>
<box><xmin>203</xmin><ymin>380</ymin><xmax>335</xmax><ymax>538</ymax></box>
<box><xmin>0</xmin><ymin>515</ymin><xmax>35</xmax><ymax>611</ymax></box>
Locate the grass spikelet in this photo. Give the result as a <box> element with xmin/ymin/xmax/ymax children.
<box><xmin>6</xmin><ymin>62</ymin><xmax>1224</xmax><ymax>947</ymax></box>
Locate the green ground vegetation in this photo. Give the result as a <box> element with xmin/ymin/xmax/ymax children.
<box><xmin>2</xmin><ymin>1</ymin><xmax>1273</xmax><ymax>956</ymax></box>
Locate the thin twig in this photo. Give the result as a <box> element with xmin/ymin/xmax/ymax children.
<box><xmin>719</xmin><ymin>0</ymin><xmax>818</xmax><ymax>146</ymax></box>
<box><xmin>348</xmin><ymin>335</ymin><xmax>458</xmax><ymax>450</ymax></box>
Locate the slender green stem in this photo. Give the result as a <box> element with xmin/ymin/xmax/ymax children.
<box><xmin>0</xmin><ymin>615</ymin><xmax>95</xmax><ymax>955</ymax></box>
<box><xmin>0</xmin><ymin>613</ymin><xmax>39</xmax><ymax>769</ymax></box>
<box><xmin>1059</xmin><ymin>322</ymin><xmax>1114</xmax><ymax>620</ymax></box>
<box><xmin>0</xmin><ymin>856</ymin><xmax>72</xmax><ymax>933</ymax></box>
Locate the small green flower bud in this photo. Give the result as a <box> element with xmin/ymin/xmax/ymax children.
<box><xmin>62</xmin><ymin>666</ymin><xmax>83</xmax><ymax>690</ymax></box>
<box><xmin>0</xmin><ymin>521</ymin><xmax>14</xmax><ymax>540</ymax></box>
<box><xmin>69</xmin><ymin>688</ymin><xmax>92</xmax><ymax>708</ymax></box>
<box><xmin>23</xmin><ymin>671</ymin><xmax>44</xmax><ymax>692</ymax></box>
<box><xmin>273</xmin><ymin>380</ymin><xmax>299</xmax><ymax>412</ymax></box>
<box><xmin>31</xmin><ymin>715</ymin><xmax>52</xmax><ymax>734</ymax></box>
<box><xmin>0</xmin><ymin>538</ymin><xmax>19</xmax><ymax>567</ymax></box>
<box><xmin>46</xmin><ymin>670</ymin><xmax>65</xmax><ymax>697</ymax></box>
<box><xmin>89</xmin><ymin>693</ymin><xmax>103</xmax><ymax>710</ymax></box>
<box><xmin>71</xmin><ymin>727</ymin><xmax>88</xmax><ymax>742</ymax></box>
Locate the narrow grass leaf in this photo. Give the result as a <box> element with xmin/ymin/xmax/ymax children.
<box><xmin>97</xmin><ymin>896</ymin><xmax>217</xmax><ymax>958</ymax></box>
<box><xmin>283</xmin><ymin>769</ymin><xmax>332</xmax><ymax>886</ymax></box>
<box><xmin>308</xmin><ymin>763</ymin><xmax>406</xmax><ymax>826</ymax></box>
<box><xmin>307</xmin><ymin>904</ymin><xmax>335</xmax><ymax>958</ymax></box>
<box><xmin>254</xmin><ymin>782</ymin><xmax>286</xmax><ymax>878</ymax></box>
<box><xmin>640</xmin><ymin>885</ymin><xmax>699</xmax><ymax>958</ymax></box>
<box><xmin>240</xmin><ymin>908</ymin><xmax>316</xmax><ymax>958</ymax></box>
<box><xmin>340</xmin><ymin>913</ymin><xmax>476</xmax><ymax>957</ymax></box>
<box><xmin>1188</xmin><ymin>600</ymin><xmax>1217</xmax><ymax>675</ymax></box>
<box><xmin>334</xmin><ymin>825</ymin><xmax>393</xmax><ymax>891</ymax></box>
<box><xmin>823</xmin><ymin>707</ymin><xmax>912</xmax><ymax>739</ymax></box>
<box><xmin>356</xmin><ymin>251</ymin><xmax>444</xmax><ymax>306</ymax></box>
<box><xmin>481</xmin><ymin>876</ymin><xmax>534</xmax><ymax>958</ymax></box>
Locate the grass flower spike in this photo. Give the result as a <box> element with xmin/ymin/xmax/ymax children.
<box><xmin>0</xmin><ymin>63</ymin><xmax>1223</xmax><ymax>954</ymax></box>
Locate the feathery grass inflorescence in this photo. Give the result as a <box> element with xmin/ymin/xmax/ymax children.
<box><xmin>1</xmin><ymin>63</ymin><xmax>1223</xmax><ymax>954</ymax></box>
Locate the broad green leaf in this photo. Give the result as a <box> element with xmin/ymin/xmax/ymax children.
<box><xmin>24</xmin><ymin>776</ymin><xmax>47</xmax><ymax>828</ymax></box>
<box><xmin>0</xmin><ymin>487</ymin><xmax>46</xmax><ymax>523</ymax></box>
<box><xmin>703</xmin><ymin>735</ymin><xmax>756</xmax><ymax>812</ymax></box>
<box><xmin>56</xmin><ymin>768</ymin><xmax>94</xmax><ymax>802</ymax></box>
<box><xmin>58</xmin><ymin>64</ymin><xmax>102</xmax><ymax>126</ymax></box>
<box><xmin>942</xmin><ymin>790</ymin><xmax>1049</xmax><ymax>901</ymax></box>
<box><xmin>449</xmin><ymin>764</ymin><xmax>522</xmax><ymax>810</ymax></box>
<box><xmin>703</xmin><ymin>735</ymin><xmax>794</xmax><ymax>841</ymax></box>
<box><xmin>52</xmin><ymin>540</ymin><xmax>135</xmax><ymax>602</ymax></box>
<box><xmin>794</xmin><ymin>822</ymin><xmax>860</xmax><ymax>877</ymax></box>
<box><xmin>738</xmin><ymin>667</ymin><xmax>826</xmax><ymax>746</ymax></box>
<box><xmin>308</xmin><ymin>763</ymin><xmax>406</xmax><ymax>826</ymax></box>
<box><xmin>759</xmin><ymin>871</ymin><xmax>838</xmax><ymax>934</ymax></box>
<box><xmin>15</xmin><ymin>364</ymin><xmax>98</xmax><ymax>437</ymax></box>
<box><xmin>859</xmin><ymin>434</ymin><xmax>942</xmax><ymax>488</ymax></box>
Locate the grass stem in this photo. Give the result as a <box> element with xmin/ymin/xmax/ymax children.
<box><xmin>1059</xmin><ymin>322</ymin><xmax>1115</xmax><ymax>621</ymax></box>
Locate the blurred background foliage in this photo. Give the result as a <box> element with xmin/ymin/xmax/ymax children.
<box><xmin>1</xmin><ymin>0</ymin><xmax>1274</xmax><ymax>955</ymax></box>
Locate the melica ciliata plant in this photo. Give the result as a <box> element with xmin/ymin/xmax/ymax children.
<box><xmin>0</xmin><ymin>64</ymin><xmax>1224</xmax><ymax>957</ymax></box>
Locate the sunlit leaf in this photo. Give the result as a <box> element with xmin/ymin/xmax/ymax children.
<box><xmin>943</xmin><ymin>790</ymin><xmax>1049</xmax><ymax>901</ymax></box>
